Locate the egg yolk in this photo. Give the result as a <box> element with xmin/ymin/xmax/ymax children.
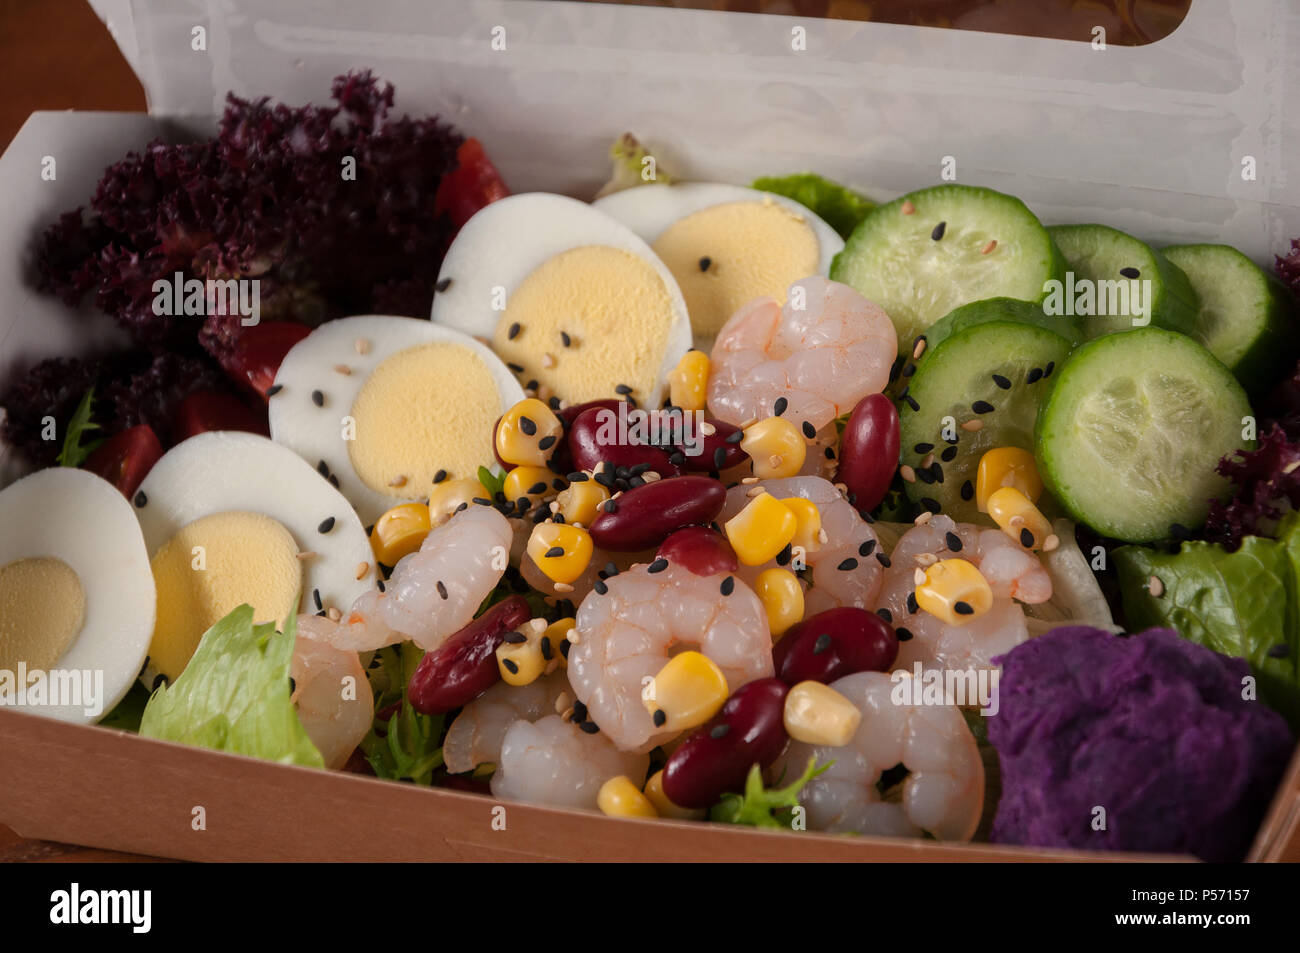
<box><xmin>149</xmin><ymin>511</ymin><xmax>301</xmax><ymax>681</ymax></box>
<box><xmin>349</xmin><ymin>341</ymin><xmax>501</xmax><ymax>497</ymax></box>
<box><xmin>491</xmin><ymin>245</ymin><xmax>679</xmax><ymax>404</ymax></box>
<box><xmin>0</xmin><ymin>556</ymin><xmax>86</xmax><ymax>672</ymax></box>
<box><xmin>652</xmin><ymin>199</ymin><xmax>820</xmax><ymax>340</ymax></box>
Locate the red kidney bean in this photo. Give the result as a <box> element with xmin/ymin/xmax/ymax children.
<box><xmin>662</xmin><ymin>678</ymin><xmax>789</xmax><ymax>809</ymax></box>
<box><xmin>836</xmin><ymin>393</ymin><xmax>900</xmax><ymax>514</ymax></box>
<box><xmin>676</xmin><ymin>417</ymin><xmax>749</xmax><ymax>473</ymax></box>
<box><xmin>566</xmin><ymin>405</ymin><xmax>684</xmax><ymax>477</ymax></box>
<box><xmin>657</xmin><ymin>526</ymin><xmax>738</xmax><ymax>577</ymax></box>
<box><xmin>589</xmin><ymin>475</ymin><xmax>726</xmax><ymax>552</ymax></box>
<box><xmin>407</xmin><ymin>595</ymin><xmax>532</xmax><ymax>714</ymax></box>
<box><xmin>773</xmin><ymin>606</ymin><xmax>898</xmax><ymax>686</ymax></box>
<box><xmin>559</xmin><ymin>398</ymin><xmax>623</xmax><ymax>428</ymax></box>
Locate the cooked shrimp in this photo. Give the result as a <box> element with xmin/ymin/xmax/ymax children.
<box><xmin>873</xmin><ymin>515</ymin><xmax>1051</xmax><ymax>675</ymax></box>
<box><xmin>567</xmin><ymin>560</ymin><xmax>774</xmax><ymax>753</ymax></box>
<box><xmin>719</xmin><ymin>475</ymin><xmax>883</xmax><ymax>618</ymax></box>
<box><xmin>707</xmin><ymin>276</ymin><xmax>896</xmax><ymax>432</ymax></box>
<box><xmin>774</xmin><ymin>671</ymin><xmax>983</xmax><ymax>840</ymax></box>
<box><xmin>490</xmin><ymin>714</ymin><xmax>650</xmax><ymax>810</ymax></box>
<box><xmin>316</xmin><ymin>504</ymin><xmax>513</xmax><ymax>653</ymax></box>
<box><xmin>443</xmin><ymin>671</ymin><xmax>570</xmax><ymax>774</ymax></box>
<box><xmin>292</xmin><ymin>615</ymin><xmax>374</xmax><ymax>770</ymax></box>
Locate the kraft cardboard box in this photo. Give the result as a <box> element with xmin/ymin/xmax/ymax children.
<box><xmin>1</xmin><ymin>0</ymin><xmax>1298</xmax><ymax>861</ymax></box>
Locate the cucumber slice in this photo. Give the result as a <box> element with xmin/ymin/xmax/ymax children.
<box><xmin>920</xmin><ymin>296</ymin><xmax>1082</xmax><ymax>356</ymax></box>
<box><xmin>831</xmin><ymin>185</ymin><xmax>1064</xmax><ymax>353</ymax></box>
<box><xmin>1035</xmin><ymin>328</ymin><xmax>1251</xmax><ymax>543</ymax></box>
<box><xmin>1162</xmin><ymin>243</ymin><xmax>1299</xmax><ymax>393</ymax></box>
<box><xmin>1046</xmin><ymin>224</ymin><xmax>1198</xmax><ymax>339</ymax></box>
<box><xmin>899</xmin><ymin>320</ymin><xmax>1074</xmax><ymax>522</ymax></box>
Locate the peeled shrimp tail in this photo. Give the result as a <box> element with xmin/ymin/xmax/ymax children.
<box><xmin>490</xmin><ymin>714</ymin><xmax>649</xmax><ymax>810</ymax></box>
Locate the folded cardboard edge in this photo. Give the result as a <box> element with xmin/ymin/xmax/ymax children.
<box><xmin>0</xmin><ymin>708</ymin><xmax>1196</xmax><ymax>863</ymax></box>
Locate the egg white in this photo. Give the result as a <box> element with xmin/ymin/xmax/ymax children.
<box><xmin>0</xmin><ymin>468</ymin><xmax>156</xmax><ymax>724</ymax></box>
<box><xmin>134</xmin><ymin>431</ymin><xmax>377</xmax><ymax>629</ymax></box>
<box><xmin>430</xmin><ymin>192</ymin><xmax>692</xmax><ymax>407</ymax></box>
<box><xmin>268</xmin><ymin>315</ymin><xmax>524</xmax><ymax>525</ymax></box>
<box><xmin>594</xmin><ymin>182</ymin><xmax>844</xmax><ymax>276</ymax></box>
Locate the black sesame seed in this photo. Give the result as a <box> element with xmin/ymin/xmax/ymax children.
<box><xmin>954</xmin><ymin>601</ymin><xmax>974</xmax><ymax>616</ymax></box>
<box><xmin>647</xmin><ymin>558</ymin><xmax>669</xmax><ymax>574</ymax></box>
<box><xmin>917</xmin><ymin>466</ymin><xmax>935</xmax><ymax>485</ymax></box>
<box><xmin>896</xmin><ymin>626</ymin><xmax>913</xmax><ymax>642</ymax></box>
<box><xmin>538</xmin><ymin>435</ymin><xmax>557</xmax><ymax>452</ymax></box>
<box><xmin>802</xmin><ymin>420</ymin><xmax>817</xmax><ymax>439</ymax></box>
<box><xmin>876</xmin><ymin>552</ymin><xmax>892</xmax><ymax>568</ymax></box>
<box><xmin>560</xmin><ymin>331</ymin><xmax>572</xmax><ymax>348</ymax></box>
<box><xmin>436</xmin><ymin>580</ymin><xmax>448</xmax><ymax>600</ymax></box>
<box><xmin>605</xmin><ymin>561</ymin><xmax>619</xmax><ymax>577</ymax></box>
<box><xmin>526</xmin><ymin>379</ymin><xmax>539</xmax><ymax>392</ymax></box>
<box><xmin>668</xmin><ymin>451</ymin><xmax>686</xmax><ymax>466</ymax></box>
<box><xmin>1267</xmin><ymin>643</ymin><xmax>1290</xmax><ymax>659</ymax></box>
<box><xmin>567</xmin><ymin>471</ymin><xmax>588</xmax><ymax>482</ymax></box>
<box><xmin>877</xmin><ymin>607</ymin><xmax>893</xmax><ymax>623</ymax></box>
<box><xmin>960</xmin><ymin>480</ymin><xmax>974</xmax><ymax>501</ymax></box>
<box><xmin>548</xmin><ymin>396</ymin><xmax>562</xmax><ymax>411</ymax></box>
<box><xmin>502</xmin><ymin>658</ymin><xmax>519</xmax><ymax>675</ymax></box>
<box><xmin>773</xmin><ymin>397</ymin><xmax>788</xmax><ymax>417</ymax></box>
<box><xmin>519</xmin><ymin>416</ymin><xmax>537</xmax><ymax>436</ymax></box>
<box><xmin>721</xmin><ymin>576</ymin><xmax>735</xmax><ymax>596</ymax></box>
<box><xmin>377</xmin><ymin>579</ymin><xmax>386</xmax><ymax>592</ymax></box>
<box><xmin>904</xmin><ymin>395</ymin><xmax>920</xmax><ymax>412</ymax></box>
<box><xmin>433</xmin><ymin>469</ymin><xmax>447</xmax><ymax>484</ymax></box>
<box><xmin>1026</xmin><ymin>367</ymin><xmax>1043</xmax><ymax>384</ymax></box>
<box><xmin>699</xmin><ymin>256</ymin><xmax>712</xmax><ymax>272</ymax></box>
<box><xmin>992</xmin><ymin>374</ymin><xmax>1012</xmax><ymax>390</ymax></box>
<box><xmin>824</xmin><ymin>446</ymin><xmax>836</xmax><ymax>460</ymax></box>
<box><xmin>328</xmin><ymin>474</ymin><xmax>339</xmax><ymax>489</ymax></box>
<box><xmin>889</xmin><ymin>355</ymin><xmax>906</xmax><ymax>383</ymax></box>
<box><xmin>507</xmin><ymin>322</ymin><xmax>521</xmax><ymax>340</ymax></box>
<box><xmin>710</xmin><ymin>724</ymin><xmax>731</xmax><ymax>739</ymax></box>
<box><xmin>571</xmin><ymin>701</ymin><xmax>588</xmax><ymax>723</ymax></box>
<box><xmin>152</xmin><ymin>673</ymin><xmax>168</xmax><ymax>691</ymax></box>
<box><xmin>560</xmin><ymin>639</ymin><xmax>571</xmax><ymax>658</ymax></box>
<box><xmin>1120</xmin><ymin>267</ymin><xmax>1140</xmax><ymax>279</ymax></box>
<box><xmin>1044</xmin><ymin>361</ymin><xmax>1056</xmax><ymax>378</ymax></box>
<box><xmin>311</xmin><ymin>389</ymin><xmax>324</xmax><ymax>407</ymax></box>
<box><xmin>941</xmin><ymin>446</ymin><xmax>957</xmax><ymax>462</ymax></box>
<box><xmin>903</xmin><ymin>364</ymin><xmax>916</xmax><ymax>378</ymax></box>
<box><xmin>945</xmin><ymin>531</ymin><xmax>962</xmax><ymax>552</ymax></box>
<box><xmin>914</xmin><ymin>442</ymin><xmax>934</xmax><ymax>454</ymax></box>
<box><xmin>713</xmin><ymin>446</ymin><xmax>727</xmax><ymax>469</ymax></box>
<box><xmin>540</xmin><ymin>637</ymin><xmax>554</xmax><ymax>661</ymax></box>
<box><xmin>930</xmin><ymin>462</ymin><xmax>944</xmax><ymax>484</ymax></box>
<box><xmin>813</xmin><ymin>633</ymin><xmax>832</xmax><ymax>654</ymax></box>
<box><xmin>503</xmin><ymin>631</ymin><xmax>527</xmax><ymax>644</ymax></box>
<box><xmin>528</xmin><ymin>481</ymin><xmax>548</xmax><ymax>495</ymax></box>
<box><xmin>907</xmin><ymin>591</ymin><xmax>919</xmax><ymax>614</ymax></box>
<box><xmin>615</xmin><ymin>384</ymin><xmax>633</xmax><ymax>395</ymax></box>
<box><xmin>1020</xmin><ymin>528</ymin><xmax>1035</xmax><ymax>548</ymax></box>
<box><xmin>653</xmin><ymin>709</ymin><xmax>667</xmax><ymax>727</ymax></box>
<box><xmin>266</xmin><ymin>384</ymin><xmax>283</xmax><ymax>397</ymax></box>
<box><xmin>579</xmin><ymin>721</ymin><xmax>600</xmax><ymax>735</ymax></box>
<box><xmin>593</xmin><ymin>579</ymin><xmax>608</xmax><ymax>595</ymax></box>
<box><xmin>858</xmin><ymin>539</ymin><xmax>877</xmax><ymax>557</ymax></box>
<box><xmin>472</xmin><ymin>497</ymin><xmax>493</xmax><ymax>506</ymax></box>
<box><xmin>134</xmin><ymin>491</ymin><xmax>147</xmax><ymax>508</ymax></box>
<box><xmin>931</xmin><ymin>221</ymin><xmax>947</xmax><ymax>241</ymax></box>
<box><xmin>312</xmin><ymin>588</ymin><xmax>323</xmax><ymax>611</ymax></box>
<box><xmin>318</xmin><ymin>516</ymin><xmax>336</xmax><ymax>534</ymax></box>
<box><xmin>921</xmin><ymin>497</ymin><xmax>941</xmax><ymax>513</ymax></box>
<box><xmin>776</xmin><ymin>544</ymin><xmax>793</xmax><ymax>567</ymax></box>
<box><xmin>507</xmin><ymin>362</ymin><xmax>524</xmax><ymax>373</ymax></box>
<box><xmin>435</xmin><ymin>277</ymin><xmax>452</xmax><ymax>293</ymax></box>
<box><xmin>837</xmin><ymin>557</ymin><xmax>858</xmax><ymax>571</ymax></box>
<box><xmin>543</xmin><ymin>546</ymin><xmax>565</xmax><ymax>558</ymax></box>
<box><xmin>972</xmin><ymin>400</ymin><xmax>994</xmax><ymax>414</ymax></box>
<box><xmin>1170</xmin><ymin>523</ymin><xmax>1191</xmax><ymax>541</ymax></box>
<box><xmin>604</xmin><ymin>500</ymin><xmax>618</xmax><ymax>513</ymax></box>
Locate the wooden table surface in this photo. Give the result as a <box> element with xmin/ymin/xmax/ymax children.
<box><xmin>1</xmin><ymin>0</ymin><xmax>149</xmax><ymax>862</ymax></box>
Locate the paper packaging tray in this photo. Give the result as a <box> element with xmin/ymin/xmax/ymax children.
<box><xmin>2</xmin><ymin>0</ymin><xmax>1300</xmax><ymax>861</ymax></box>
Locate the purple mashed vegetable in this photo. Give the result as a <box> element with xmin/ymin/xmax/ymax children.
<box><xmin>988</xmin><ymin>626</ymin><xmax>1294</xmax><ymax>862</ymax></box>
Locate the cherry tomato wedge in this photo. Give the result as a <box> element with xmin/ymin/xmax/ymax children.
<box><xmin>82</xmin><ymin>424</ymin><xmax>163</xmax><ymax>500</ymax></box>
<box><xmin>435</xmin><ymin>138</ymin><xmax>510</xmax><ymax>230</ymax></box>
<box><xmin>226</xmin><ymin>321</ymin><xmax>311</xmax><ymax>401</ymax></box>
<box><xmin>174</xmin><ymin>389</ymin><xmax>270</xmax><ymax>441</ymax></box>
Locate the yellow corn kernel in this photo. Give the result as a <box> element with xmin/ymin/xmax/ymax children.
<box><xmin>783</xmin><ymin>680</ymin><xmax>862</xmax><ymax>747</ymax></box>
<box><xmin>369</xmin><ymin>502</ymin><xmax>431</xmax><ymax>567</ymax></box>
<box><xmin>544</xmin><ymin>617</ymin><xmax>576</xmax><ymax>669</ymax></box>
<box><xmin>754</xmin><ymin>567</ymin><xmax>804</xmax><ymax>640</ymax></box>
<box><xmin>985</xmin><ymin>486</ymin><xmax>1054</xmax><ymax>552</ymax></box>
<box><xmin>915</xmin><ymin>557</ymin><xmax>994</xmax><ymax>625</ymax></box>
<box><xmin>503</xmin><ymin>465</ymin><xmax>555</xmax><ymax>510</ymax></box>
<box><xmin>526</xmin><ymin>522</ymin><xmax>594</xmax><ymax>585</ymax></box>
<box><xmin>668</xmin><ymin>350</ymin><xmax>710</xmax><ymax>412</ymax></box>
<box><xmin>554</xmin><ymin>477</ymin><xmax>610</xmax><ymax>526</ymax></box>
<box><xmin>641</xmin><ymin>650</ymin><xmax>729</xmax><ymax>734</ymax></box>
<box><xmin>741</xmin><ymin>416</ymin><xmax>806</xmax><ymax>479</ymax></box>
<box><xmin>597</xmin><ymin>775</ymin><xmax>659</xmax><ymax>819</ymax></box>
<box><xmin>496</xmin><ymin>618</ymin><xmax>549</xmax><ymax>686</ymax></box>
<box><xmin>724</xmin><ymin>493</ymin><xmax>798</xmax><ymax>566</ymax></box>
<box><xmin>428</xmin><ymin>477</ymin><xmax>490</xmax><ymax>526</ymax></box>
<box><xmin>779</xmin><ymin>497</ymin><xmax>823</xmax><ymax>554</ymax></box>
<box><xmin>644</xmin><ymin>770</ymin><xmax>706</xmax><ymax>820</ymax></box>
<box><xmin>976</xmin><ymin>447</ymin><xmax>1043</xmax><ymax>512</ymax></box>
<box><xmin>495</xmin><ymin>398</ymin><xmax>563</xmax><ymax>468</ymax></box>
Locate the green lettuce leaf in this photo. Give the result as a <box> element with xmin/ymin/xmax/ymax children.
<box><xmin>55</xmin><ymin>386</ymin><xmax>104</xmax><ymax>468</ymax></box>
<box><xmin>359</xmin><ymin>642</ymin><xmax>445</xmax><ymax>784</ymax></box>
<box><xmin>477</xmin><ymin>465</ymin><xmax>506</xmax><ymax>498</ymax></box>
<box><xmin>751</xmin><ymin>173</ymin><xmax>876</xmax><ymax>239</ymax></box>
<box><xmin>710</xmin><ymin>757</ymin><xmax>830</xmax><ymax>829</ymax></box>
<box><xmin>1115</xmin><ymin>520</ymin><xmax>1300</xmax><ymax>728</ymax></box>
<box><xmin>99</xmin><ymin>681</ymin><xmax>151</xmax><ymax>733</ymax></box>
<box><xmin>594</xmin><ymin>132</ymin><xmax>674</xmax><ymax>199</ymax></box>
<box><xmin>139</xmin><ymin>605</ymin><xmax>325</xmax><ymax>767</ymax></box>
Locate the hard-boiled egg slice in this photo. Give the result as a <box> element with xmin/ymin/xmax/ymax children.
<box><xmin>594</xmin><ymin>183</ymin><xmax>844</xmax><ymax>343</ymax></box>
<box><xmin>133</xmin><ymin>431</ymin><xmax>377</xmax><ymax>684</ymax></box>
<box><xmin>430</xmin><ymin>192</ymin><xmax>691</xmax><ymax>409</ymax></box>
<box><xmin>0</xmin><ymin>468</ymin><xmax>155</xmax><ymax>723</ymax></box>
<box><xmin>268</xmin><ymin>316</ymin><xmax>523</xmax><ymax>526</ymax></box>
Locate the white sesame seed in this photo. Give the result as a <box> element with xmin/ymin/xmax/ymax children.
<box><xmin>900</xmin><ymin>465</ymin><xmax>917</xmax><ymax>483</ymax></box>
<box><xmin>961</xmin><ymin>420</ymin><xmax>984</xmax><ymax>432</ymax></box>
<box><xmin>553</xmin><ymin>582</ymin><xmax>574</xmax><ymax>593</ymax></box>
<box><xmin>1148</xmin><ymin>575</ymin><xmax>1165</xmax><ymax>597</ymax></box>
<box><xmin>915</xmin><ymin>552</ymin><xmax>938</xmax><ymax>567</ymax></box>
<box><xmin>901</xmin><ymin>200</ymin><xmax>916</xmax><ymax>215</ymax></box>
<box><xmin>327</xmin><ymin>607</ymin><xmax>342</xmax><ymax>622</ymax></box>
<box><xmin>741</xmin><ymin>476</ymin><xmax>759</xmax><ymax>484</ymax></box>
<box><xmin>914</xmin><ymin>568</ymin><xmax>927</xmax><ymax>585</ymax></box>
<box><xmin>355</xmin><ymin>561</ymin><xmax>370</xmax><ymax>580</ymax></box>
<box><xmin>333</xmin><ymin>363</ymin><xmax>352</xmax><ymax>375</ymax></box>
<box><xmin>981</xmin><ymin>240</ymin><xmax>998</xmax><ymax>255</ymax></box>
<box><xmin>1043</xmin><ymin>534</ymin><xmax>1060</xmax><ymax>552</ymax></box>
<box><xmin>354</xmin><ymin>338</ymin><xmax>371</xmax><ymax>355</ymax></box>
<box><xmin>912</xmin><ymin>338</ymin><xmax>927</xmax><ymax>360</ymax></box>
<box><xmin>296</xmin><ymin>551</ymin><xmax>317</xmax><ymax>561</ymax></box>
<box><xmin>746</xmin><ymin>485</ymin><xmax>768</xmax><ymax>498</ymax></box>
<box><xmin>541</xmin><ymin>352</ymin><xmax>557</xmax><ymax>369</ymax></box>
<box><xmin>700</xmin><ymin>421</ymin><xmax>717</xmax><ymax>436</ymax></box>
<box><xmin>914</xmin><ymin>511</ymin><xmax>933</xmax><ymax>525</ymax></box>
<box><xmin>921</xmin><ymin>452</ymin><xmax>935</xmax><ymax>469</ymax></box>
<box><xmin>555</xmin><ymin>692</ymin><xmax>573</xmax><ymax>714</ymax></box>
<box><xmin>387</xmin><ymin>475</ymin><xmax>408</xmax><ymax>488</ymax></box>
